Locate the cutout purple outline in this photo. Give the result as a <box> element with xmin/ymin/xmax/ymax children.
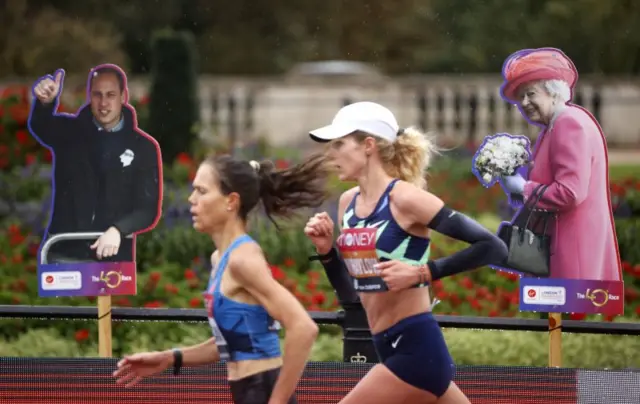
<box><xmin>482</xmin><ymin>47</ymin><xmax>579</xmax><ymax>277</ymax></box>
<box><xmin>27</xmin><ymin>64</ymin><xmax>163</xmax><ymax>295</ymax></box>
<box><xmin>483</xmin><ymin>47</ymin><xmax>625</xmax><ymax>298</ymax></box>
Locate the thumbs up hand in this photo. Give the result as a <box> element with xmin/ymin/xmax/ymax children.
<box><xmin>33</xmin><ymin>69</ymin><xmax>65</xmax><ymax>104</ymax></box>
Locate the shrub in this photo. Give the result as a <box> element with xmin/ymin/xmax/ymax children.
<box><xmin>3</xmin><ymin>324</ymin><xmax>639</xmax><ymax>369</ymax></box>
<box><xmin>147</xmin><ymin>30</ymin><xmax>200</xmax><ymax>164</ymax></box>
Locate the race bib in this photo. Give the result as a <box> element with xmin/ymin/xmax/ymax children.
<box><xmin>203</xmin><ymin>293</ymin><xmax>231</xmax><ymax>360</ymax></box>
<box><xmin>337</xmin><ymin>228</ymin><xmax>388</xmax><ymax>292</ymax></box>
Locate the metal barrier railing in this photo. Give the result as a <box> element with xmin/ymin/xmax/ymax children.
<box><xmin>2</xmin><ymin>304</ymin><xmax>640</xmax><ymax>365</ymax></box>
<box><xmin>14</xmin><ymin>231</ymin><xmax>640</xmax><ymax>365</ymax></box>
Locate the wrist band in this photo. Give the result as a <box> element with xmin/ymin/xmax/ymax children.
<box><xmin>309</xmin><ymin>247</ymin><xmax>336</xmax><ymax>263</ymax></box>
<box><xmin>416</xmin><ymin>264</ymin><xmax>430</xmax><ymax>286</ymax></box>
<box><xmin>172</xmin><ymin>349</ymin><xmax>183</xmax><ymax>376</ymax></box>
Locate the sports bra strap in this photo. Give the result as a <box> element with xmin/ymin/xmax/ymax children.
<box><xmin>211</xmin><ymin>234</ymin><xmax>253</xmax><ymax>294</ymax></box>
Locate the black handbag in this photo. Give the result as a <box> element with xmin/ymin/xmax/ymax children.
<box><xmin>497</xmin><ymin>184</ymin><xmax>553</xmax><ymax>277</ymax></box>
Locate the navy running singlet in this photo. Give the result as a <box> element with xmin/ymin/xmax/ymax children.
<box><xmin>203</xmin><ymin>234</ymin><xmax>281</xmax><ymax>362</ymax></box>
<box><xmin>337</xmin><ymin>179</ymin><xmax>432</xmax><ymax>292</ymax></box>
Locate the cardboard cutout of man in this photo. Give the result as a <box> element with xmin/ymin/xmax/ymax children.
<box><xmin>28</xmin><ymin>64</ymin><xmax>163</xmax><ymax>268</ymax></box>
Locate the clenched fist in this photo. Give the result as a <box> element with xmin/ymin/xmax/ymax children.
<box><xmin>33</xmin><ymin>69</ymin><xmax>65</xmax><ymax>104</ymax></box>
<box><xmin>304</xmin><ymin>212</ymin><xmax>335</xmax><ymax>255</ymax></box>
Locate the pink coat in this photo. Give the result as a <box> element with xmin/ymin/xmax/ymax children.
<box><xmin>522</xmin><ymin>105</ymin><xmax>623</xmax><ymax>281</ymax></box>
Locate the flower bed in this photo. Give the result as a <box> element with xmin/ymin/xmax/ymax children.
<box><xmin>1</xmin><ymin>86</ymin><xmax>639</xmax><ymax>366</ymax></box>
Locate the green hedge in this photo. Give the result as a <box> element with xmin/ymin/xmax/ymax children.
<box><xmin>2</xmin><ymin>324</ymin><xmax>638</xmax><ymax>369</ymax></box>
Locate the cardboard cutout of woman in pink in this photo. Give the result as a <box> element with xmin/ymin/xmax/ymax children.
<box><xmin>499</xmin><ymin>48</ymin><xmax>622</xmax><ymax>282</ymax></box>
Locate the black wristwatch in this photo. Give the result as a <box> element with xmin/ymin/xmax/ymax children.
<box><xmin>172</xmin><ymin>349</ymin><xmax>183</xmax><ymax>376</ymax></box>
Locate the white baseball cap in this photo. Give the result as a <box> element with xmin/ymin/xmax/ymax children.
<box><xmin>309</xmin><ymin>101</ymin><xmax>400</xmax><ymax>143</ymax></box>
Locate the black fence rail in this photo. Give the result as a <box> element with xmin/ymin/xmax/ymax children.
<box><xmin>2</xmin><ymin>304</ymin><xmax>640</xmax><ymax>364</ymax></box>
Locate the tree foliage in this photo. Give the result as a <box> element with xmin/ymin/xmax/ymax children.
<box><xmin>1</xmin><ymin>0</ymin><xmax>639</xmax><ymax>76</ymax></box>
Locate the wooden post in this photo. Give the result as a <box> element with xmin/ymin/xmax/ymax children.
<box><xmin>548</xmin><ymin>312</ymin><xmax>562</xmax><ymax>367</ymax></box>
<box><xmin>97</xmin><ymin>295</ymin><xmax>113</xmax><ymax>357</ymax></box>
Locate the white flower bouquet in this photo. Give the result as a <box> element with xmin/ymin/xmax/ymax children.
<box><xmin>472</xmin><ymin>133</ymin><xmax>532</xmax><ymax>187</ymax></box>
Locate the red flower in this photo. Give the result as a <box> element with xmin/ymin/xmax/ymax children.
<box><xmin>164</xmin><ymin>284</ymin><xmax>179</xmax><ymax>294</ymax></box>
<box><xmin>1</xmin><ymin>85</ymin><xmax>28</xmax><ymax>103</ymax></box>
<box><xmin>176</xmin><ymin>152</ymin><xmax>193</xmax><ymax>166</ymax></box>
<box><xmin>459</xmin><ymin>276</ymin><xmax>474</xmax><ymax>290</ymax></box>
<box><xmin>13</xmin><ymin>279</ymin><xmax>27</xmax><ymax>292</ymax></box>
<box><xmin>269</xmin><ymin>265</ymin><xmax>286</xmax><ymax>281</ymax></box>
<box><xmin>144</xmin><ymin>301</ymin><xmax>163</xmax><ymax>308</ymax></box>
<box><xmin>9</xmin><ymin>104</ymin><xmax>29</xmax><ymax>126</ymax></box>
<box><xmin>603</xmin><ymin>314</ymin><xmax>616</xmax><ymax>322</ymax></box>
<box><xmin>635</xmin><ymin>306</ymin><xmax>640</xmax><ymax>316</ymax></box>
<box><xmin>475</xmin><ymin>286</ymin><xmax>489</xmax><ymax>299</ymax></box>
<box><xmin>9</xmin><ymin>233</ymin><xmax>25</xmax><ymax>247</ymax></box>
<box><xmin>449</xmin><ymin>294</ymin><xmax>462</xmax><ymax>308</ymax></box>
<box><xmin>488</xmin><ymin>309</ymin><xmax>500</xmax><ymax>317</ymax></box>
<box><xmin>114</xmin><ymin>297</ymin><xmax>131</xmax><ymax>307</ymax></box>
<box><xmin>294</xmin><ymin>291</ymin><xmax>310</xmax><ymax>304</ymax></box>
<box><xmin>28</xmin><ymin>242</ymin><xmax>39</xmax><ymax>257</ymax></box>
<box><xmin>306</xmin><ymin>279</ymin><xmax>317</xmax><ymax>291</ymax></box>
<box><xmin>75</xmin><ymin>329</ymin><xmax>90</xmax><ymax>342</ymax></box>
<box><xmin>435</xmin><ymin>291</ymin><xmax>449</xmax><ymax>301</ymax></box>
<box><xmin>497</xmin><ymin>293</ymin><xmax>511</xmax><ymax>311</ymax></box>
<box><xmin>311</xmin><ymin>291</ymin><xmax>326</xmax><ymax>305</ymax></box>
<box><xmin>189</xmin><ymin>297</ymin><xmax>202</xmax><ymax>308</ymax></box>
<box><xmin>184</xmin><ymin>269</ymin><xmax>197</xmax><ymax>280</ymax></box>
<box><xmin>610</xmin><ymin>183</ymin><xmax>626</xmax><ymax>197</ymax></box>
<box><xmin>25</xmin><ymin>153</ymin><xmax>37</xmax><ymax>165</ymax></box>
<box><xmin>283</xmin><ymin>278</ymin><xmax>297</xmax><ymax>292</ymax></box>
<box><xmin>283</xmin><ymin>257</ymin><xmax>295</xmax><ymax>267</ymax></box>
<box><xmin>624</xmin><ymin>287</ymin><xmax>638</xmax><ymax>303</ymax></box>
<box><xmin>149</xmin><ymin>272</ymin><xmax>161</xmax><ymax>283</ymax></box>
<box><xmin>15</xmin><ymin>130</ymin><xmax>29</xmax><ymax>145</ymax></box>
<box><xmin>569</xmin><ymin>313</ymin><xmax>587</xmax><ymax>320</ymax></box>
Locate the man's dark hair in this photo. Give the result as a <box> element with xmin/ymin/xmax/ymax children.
<box><xmin>205</xmin><ymin>154</ymin><xmax>333</xmax><ymax>228</ymax></box>
<box><xmin>89</xmin><ymin>67</ymin><xmax>125</xmax><ymax>93</ymax></box>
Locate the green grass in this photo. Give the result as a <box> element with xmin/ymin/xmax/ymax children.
<box><xmin>610</xmin><ymin>163</ymin><xmax>640</xmax><ymax>181</ymax></box>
